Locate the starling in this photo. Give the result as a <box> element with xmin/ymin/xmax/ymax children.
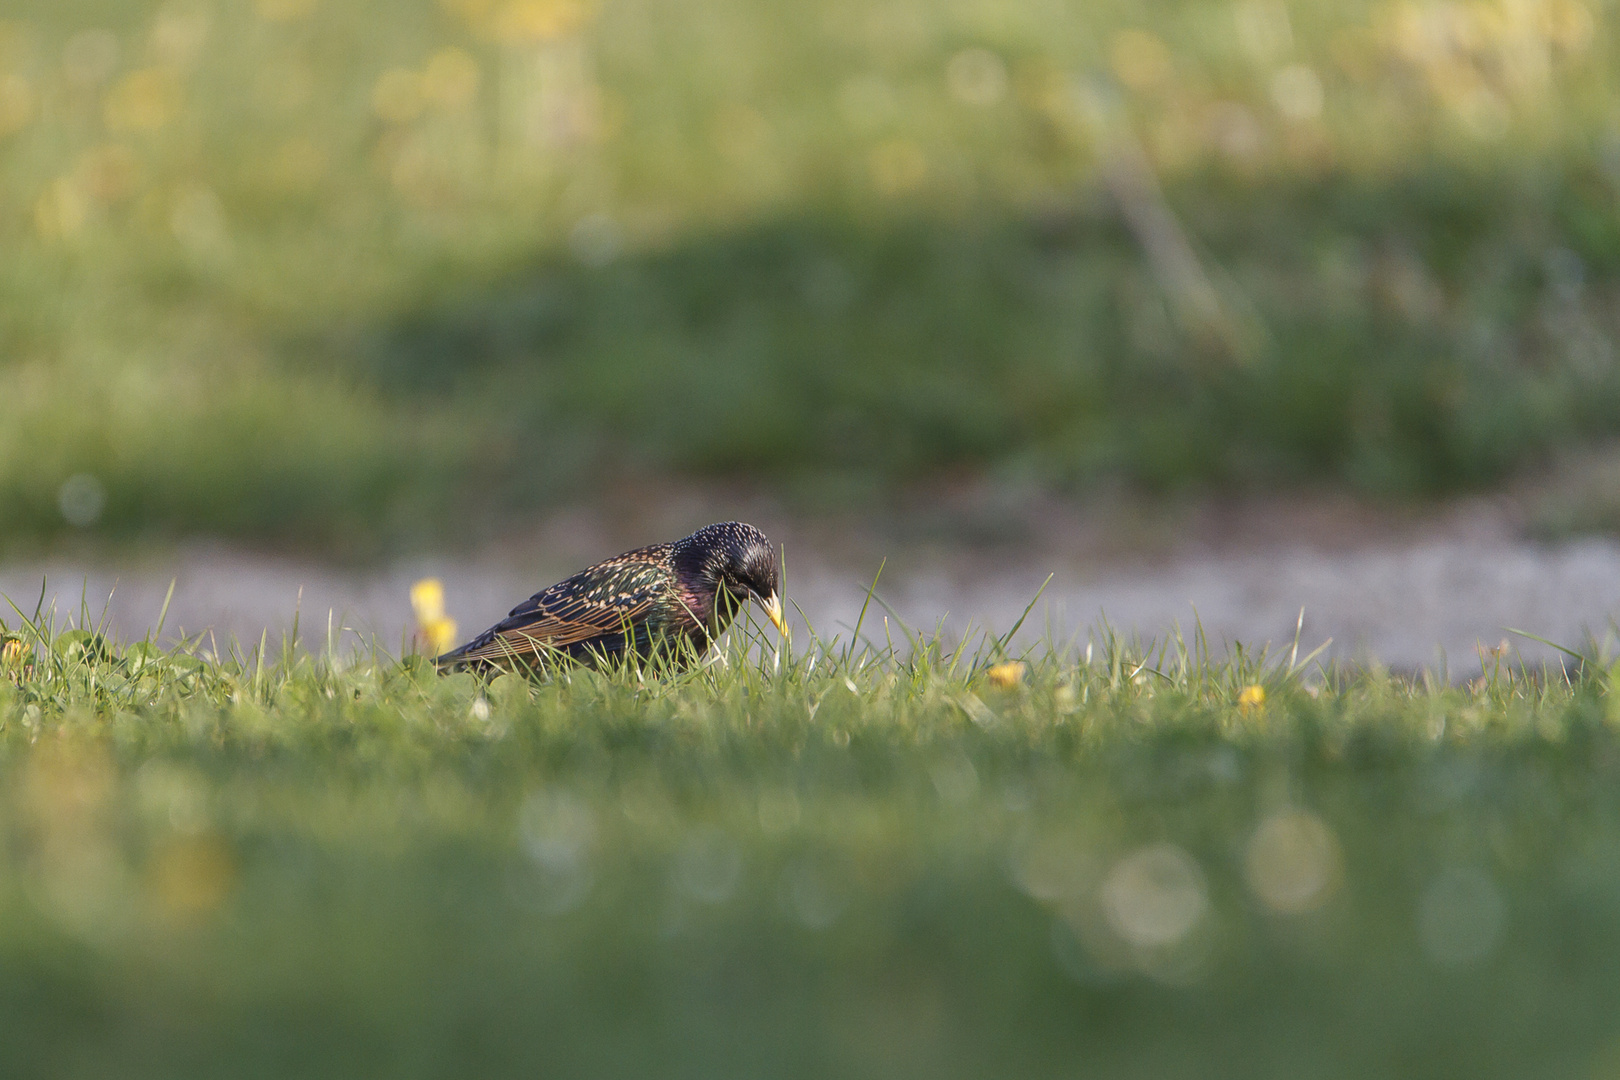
<box><xmin>436</xmin><ymin>521</ymin><xmax>787</xmax><ymax>672</ymax></box>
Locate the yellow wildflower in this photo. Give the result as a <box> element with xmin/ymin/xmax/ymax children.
<box><xmin>410</xmin><ymin>578</ymin><xmax>458</xmax><ymax>657</ymax></box>
<box><xmin>986</xmin><ymin>660</ymin><xmax>1026</xmax><ymax>689</ymax></box>
<box><xmin>1238</xmin><ymin>684</ymin><xmax>1266</xmax><ymax>712</ymax></box>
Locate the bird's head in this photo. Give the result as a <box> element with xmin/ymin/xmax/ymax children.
<box><xmin>679</xmin><ymin>522</ymin><xmax>788</xmax><ymax>639</ymax></box>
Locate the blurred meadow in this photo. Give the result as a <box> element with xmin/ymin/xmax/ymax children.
<box><xmin>5</xmin><ymin>0</ymin><xmax>1620</xmax><ymax>553</ymax></box>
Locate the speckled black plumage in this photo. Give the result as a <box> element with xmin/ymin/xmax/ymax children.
<box><xmin>437</xmin><ymin>521</ymin><xmax>784</xmax><ymax>671</ymax></box>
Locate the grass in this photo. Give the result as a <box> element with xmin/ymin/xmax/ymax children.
<box><xmin>2</xmin><ymin>591</ymin><xmax>1620</xmax><ymax>1077</ymax></box>
<box><xmin>5</xmin><ymin>0</ymin><xmax>1620</xmax><ymax>552</ymax></box>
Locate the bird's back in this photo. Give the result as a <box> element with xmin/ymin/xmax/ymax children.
<box><xmin>436</xmin><ymin>542</ymin><xmax>698</xmax><ymax>669</ymax></box>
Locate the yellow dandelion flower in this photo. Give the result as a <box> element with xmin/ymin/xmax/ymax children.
<box><xmin>1238</xmin><ymin>684</ymin><xmax>1266</xmax><ymax>711</ymax></box>
<box><xmin>986</xmin><ymin>660</ymin><xmax>1026</xmax><ymax>689</ymax></box>
<box><xmin>411</xmin><ymin>579</ymin><xmax>458</xmax><ymax>656</ymax></box>
<box><xmin>419</xmin><ymin>617</ymin><xmax>458</xmax><ymax>657</ymax></box>
<box><xmin>411</xmin><ymin>578</ymin><xmax>446</xmax><ymax>623</ymax></box>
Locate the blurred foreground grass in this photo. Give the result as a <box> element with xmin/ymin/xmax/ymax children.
<box><xmin>3</xmin><ymin>608</ymin><xmax>1620</xmax><ymax>1076</ymax></box>
<box><xmin>6</xmin><ymin>0</ymin><xmax>1620</xmax><ymax>551</ymax></box>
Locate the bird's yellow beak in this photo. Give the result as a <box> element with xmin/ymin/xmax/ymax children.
<box><xmin>760</xmin><ymin>593</ymin><xmax>789</xmax><ymax>639</ymax></box>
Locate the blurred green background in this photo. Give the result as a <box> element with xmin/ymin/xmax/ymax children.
<box><xmin>3</xmin><ymin>0</ymin><xmax>1620</xmax><ymax>554</ymax></box>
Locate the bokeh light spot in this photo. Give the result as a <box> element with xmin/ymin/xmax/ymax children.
<box><xmin>1244</xmin><ymin>810</ymin><xmax>1342</xmax><ymax>914</ymax></box>
<box><xmin>58</xmin><ymin>474</ymin><xmax>106</xmax><ymax>527</ymax></box>
<box><xmin>1101</xmin><ymin>842</ymin><xmax>1208</xmax><ymax>948</ymax></box>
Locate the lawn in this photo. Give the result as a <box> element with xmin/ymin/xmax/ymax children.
<box><xmin>5</xmin><ymin>0</ymin><xmax>1620</xmax><ymax>553</ymax></box>
<box><xmin>2</xmin><ymin>604</ymin><xmax>1619</xmax><ymax>1077</ymax></box>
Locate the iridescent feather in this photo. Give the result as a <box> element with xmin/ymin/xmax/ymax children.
<box><xmin>436</xmin><ymin>522</ymin><xmax>783</xmax><ymax>672</ymax></box>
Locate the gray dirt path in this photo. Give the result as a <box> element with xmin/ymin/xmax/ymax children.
<box><xmin>4</xmin><ymin>501</ymin><xmax>1618</xmax><ymax>674</ymax></box>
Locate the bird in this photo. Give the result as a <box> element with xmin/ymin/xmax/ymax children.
<box><xmin>435</xmin><ymin>521</ymin><xmax>787</xmax><ymax>672</ymax></box>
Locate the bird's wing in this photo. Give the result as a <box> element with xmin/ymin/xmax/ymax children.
<box><xmin>440</xmin><ymin>550</ymin><xmax>670</xmax><ymax>665</ymax></box>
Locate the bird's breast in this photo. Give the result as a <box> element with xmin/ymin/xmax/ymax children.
<box><xmin>671</xmin><ymin>580</ymin><xmax>716</xmax><ymax>628</ymax></box>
